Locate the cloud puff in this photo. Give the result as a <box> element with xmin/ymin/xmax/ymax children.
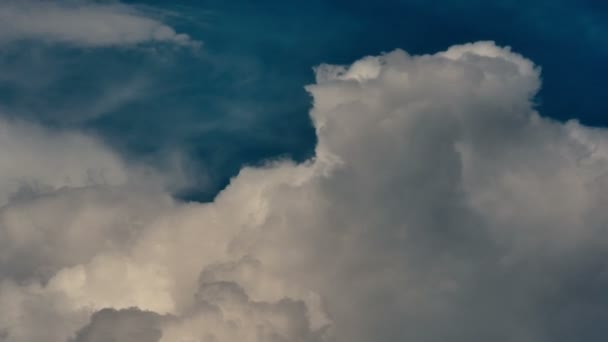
<box><xmin>72</xmin><ymin>278</ymin><xmax>329</xmax><ymax>342</ymax></box>
<box><xmin>0</xmin><ymin>118</ymin><xmax>129</xmax><ymax>206</ymax></box>
<box><xmin>0</xmin><ymin>1</ymin><xmax>198</xmax><ymax>47</ymax></box>
<box><xmin>71</xmin><ymin>308</ymin><xmax>162</xmax><ymax>342</ymax></box>
<box><xmin>2</xmin><ymin>41</ymin><xmax>608</xmax><ymax>341</ymax></box>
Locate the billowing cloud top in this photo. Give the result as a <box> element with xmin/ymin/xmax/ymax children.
<box><xmin>0</xmin><ymin>1</ymin><xmax>197</xmax><ymax>47</ymax></box>
<box><xmin>1</xmin><ymin>41</ymin><xmax>608</xmax><ymax>341</ymax></box>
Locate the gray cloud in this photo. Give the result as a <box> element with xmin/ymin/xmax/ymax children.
<box><xmin>1</xmin><ymin>42</ymin><xmax>608</xmax><ymax>341</ymax></box>
<box><xmin>71</xmin><ymin>308</ymin><xmax>162</xmax><ymax>342</ymax></box>
<box><xmin>0</xmin><ymin>1</ymin><xmax>198</xmax><ymax>47</ymax></box>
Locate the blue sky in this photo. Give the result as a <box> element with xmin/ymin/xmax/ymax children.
<box><xmin>2</xmin><ymin>0</ymin><xmax>606</xmax><ymax>199</ymax></box>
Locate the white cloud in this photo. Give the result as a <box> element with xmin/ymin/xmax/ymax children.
<box><xmin>0</xmin><ymin>1</ymin><xmax>198</xmax><ymax>47</ymax></box>
<box><xmin>0</xmin><ymin>118</ymin><xmax>129</xmax><ymax>205</ymax></box>
<box><xmin>2</xmin><ymin>41</ymin><xmax>608</xmax><ymax>341</ymax></box>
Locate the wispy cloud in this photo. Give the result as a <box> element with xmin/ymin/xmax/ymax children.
<box><xmin>0</xmin><ymin>1</ymin><xmax>200</xmax><ymax>47</ymax></box>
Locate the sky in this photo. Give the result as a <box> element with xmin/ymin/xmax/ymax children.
<box><xmin>1</xmin><ymin>1</ymin><xmax>608</xmax><ymax>341</ymax></box>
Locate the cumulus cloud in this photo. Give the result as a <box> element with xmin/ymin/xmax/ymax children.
<box><xmin>2</xmin><ymin>41</ymin><xmax>608</xmax><ymax>342</ymax></box>
<box><xmin>0</xmin><ymin>1</ymin><xmax>198</xmax><ymax>47</ymax></box>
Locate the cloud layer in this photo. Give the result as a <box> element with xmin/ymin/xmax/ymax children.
<box><xmin>0</xmin><ymin>1</ymin><xmax>197</xmax><ymax>47</ymax></box>
<box><xmin>2</xmin><ymin>42</ymin><xmax>608</xmax><ymax>341</ymax></box>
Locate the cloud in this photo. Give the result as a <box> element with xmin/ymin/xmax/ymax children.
<box><xmin>72</xmin><ymin>278</ymin><xmax>329</xmax><ymax>342</ymax></box>
<box><xmin>0</xmin><ymin>1</ymin><xmax>198</xmax><ymax>47</ymax></box>
<box><xmin>71</xmin><ymin>308</ymin><xmax>163</xmax><ymax>342</ymax></box>
<box><xmin>2</xmin><ymin>41</ymin><xmax>608</xmax><ymax>341</ymax></box>
<box><xmin>0</xmin><ymin>118</ymin><xmax>129</xmax><ymax>206</ymax></box>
